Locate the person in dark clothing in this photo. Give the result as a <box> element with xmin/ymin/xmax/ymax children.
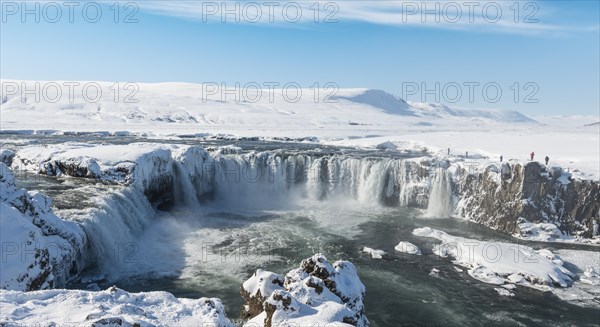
<box><xmin>545</xmin><ymin>156</ymin><xmax>549</xmax><ymax>165</ymax></box>
<box><xmin>530</xmin><ymin>151</ymin><xmax>535</xmax><ymax>161</ymax></box>
<box><xmin>448</xmin><ymin>148</ymin><xmax>450</xmax><ymax>155</ymax></box>
<box><xmin>465</xmin><ymin>151</ymin><xmax>468</xmax><ymax>159</ymax></box>
<box><xmin>500</xmin><ymin>155</ymin><xmax>503</xmax><ymax>162</ymax></box>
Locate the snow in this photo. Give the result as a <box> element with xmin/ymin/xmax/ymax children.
<box><xmin>0</xmin><ymin>287</ymin><xmax>233</xmax><ymax>326</ymax></box>
<box><xmin>413</xmin><ymin>227</ymin><xmax>575</xmax><ymax>290</ymax></box>
<box><xmin>242</xmin><ymin>254</ymin><xmax>367</xmax><ymax>326</ymax></box>
<box><xmin>550</xmin><ymin>249</ymin><xmax>600</xmax><ymax>307</ymax></box>
<box><xmin>2</xmin><ymin>80</ymin><xmax>597</xmax><ymax>179</ymax></box>
<box><xmin>513</xmin><ymin>218</ymin><xmax>596</xmax><ymax>244</ymax></box>
<box><xmin>362</xmin><ymin>246</ymin><xmax>387</xmax><ymax>259</ymax></box>
<box><xmin>242</xmin><ymin>269</ymin><xmax>284</xmax><ymax>299</ymax></box>
<box><xmin>394</xmin><ymin>241</ymin><xmax>422</xmax><ymax>255</ymax></box>
<box><xmin>0</xmin><ymin>163</ymin><xmax>85</xmax><ymax>291</ymax></box>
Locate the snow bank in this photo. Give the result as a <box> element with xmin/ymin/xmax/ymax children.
<box><xmin>0</xmin><ymin>163</ymin><xmax>85</xmax><ymax>291</ymax></box>
<box><xmin>241</xmin><ymin>254</ymin><xmax>367</xmax><ymax>326</ymax></box>
<box><xmin>0</xmin><ymin>286</ymin><xmax>233</xmax><ymax>326</ymax></box>
<box><xmin>413</xmin><ymin>227</ymin><xmax>575</xmax><ymax>290</ymax></box>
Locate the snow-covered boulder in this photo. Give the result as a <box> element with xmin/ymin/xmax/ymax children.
<box><xmin>241</xmin><ymin>254</ymin><xmax>368</xmax><ymax>327</ymax></box>
<box><xmin>0</xmin><ymin>163</ymin><xmax>85</xmax><ymax>291</ymax></box>
<box><xmin>0</xmin><ymin>286</ymin><xmax>233</xmax><ymax>326</ymax></box>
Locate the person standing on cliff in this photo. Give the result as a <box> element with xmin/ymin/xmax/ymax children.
<box><xmin>545</xmin><ymin>156</ymin><xmax>549</xmax><ymax>165</ymax></box>
<box><xmin>530</xmin><ymin>151</ymin><xmax>535</xmax><ymax>161</ymax></box>
<box><xmin>500</xmin><ymin>155</ymin><xmax>503</xmax><ymax>162</ymax></box>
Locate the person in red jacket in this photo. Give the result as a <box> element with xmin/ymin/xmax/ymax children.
<box><xmin>530</xmin><ymin>151</ymin><xmax>535</xmax><ymax>161</ymax></box>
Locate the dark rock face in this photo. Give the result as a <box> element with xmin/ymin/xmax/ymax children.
<box><xmin>457</xmin><ymin>162</ymin><xmax>600</xmax><ymax>238</ymax></box>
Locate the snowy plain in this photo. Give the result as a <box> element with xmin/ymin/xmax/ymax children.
<box><xmin>2</xmin><ymin>80</ymin><xmax>598</xmax><ymax>179</ymax></box>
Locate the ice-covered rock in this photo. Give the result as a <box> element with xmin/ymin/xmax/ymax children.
<box><xmin>241</xmin><ymin>254</ymin><xmax>368</xmax><ymax>327</ymax></box>
<box><xmin>0</xmin><ymin>163</ymin><xmax>85</xmax><ymax>291</ymax></box>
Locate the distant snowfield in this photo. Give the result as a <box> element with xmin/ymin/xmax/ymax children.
<box><xmin>2</xmin><ymin>80</ymin><xmax>598</xmax><ymax>179</ymax></box>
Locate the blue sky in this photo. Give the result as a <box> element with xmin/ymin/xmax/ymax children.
<box><xmin>1</xmin><ymin>0</ymin><xmax>599</xmax><ymax>116</ymax></box>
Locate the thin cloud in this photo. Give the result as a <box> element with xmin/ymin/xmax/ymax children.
<box><xmin>135</xmin><ymin>0</ymin><xmax>598</xmax><ymax>35</ymax></box>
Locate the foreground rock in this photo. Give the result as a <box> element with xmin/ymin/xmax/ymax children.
<box><xmin>241</xmin><ymin>254</ymin><xmax>368</xmax><ymax>326</ymax></box>
<box><xmin>0</xmin><ymin>286</ymin><xmax>233</xmax><ymax>326</ymax></box>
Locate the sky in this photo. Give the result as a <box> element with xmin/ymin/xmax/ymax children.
<box><xmin>1</xmin><ymin>0</ymin><xmax>599</xmax><ymax>116</ymax></box>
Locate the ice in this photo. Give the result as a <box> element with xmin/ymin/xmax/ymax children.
<box><xmin>413</xmin><ymin>227</ymin><xmax>575</xmax><ymax>290</ymax></box>
<box><xmin>394</xmin><ymin>241</ymin><xmax>422</xmax><ymax>255</ymax></box>
<box><xmin>362</xmin><ymin>246</ymin><xmax>387</xmax><ymax>259</ymax></box>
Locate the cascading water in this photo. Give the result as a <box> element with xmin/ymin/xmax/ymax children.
<box><xmin>425</xmin><ymin>168</ymin><xmax>454</xmax><ymax>217</ymax></box>
<box><xmin>206</xmin><ymin>153</ymin><xmax>433</xmax><ymax>207</ymax></box>
<box><xmin>173</xmin><ymin>162</ymin><xmax>202</xmax><ymax>210</ymax></box>
<box><xmin>52</xmin><ymin>149</ymin><xmax>442</xmax><ymax>283</ymax></box>
<box><xmin>69</xmin><ymin>188</ymin><xmax>156</xmax><ymax>276</ymax></box>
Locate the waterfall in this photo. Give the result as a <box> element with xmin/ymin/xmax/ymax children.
<box><xmin>202</xmin><ymin>153</ymin><xmax>436</xmax><ymax>207</ymax></box>
<box><xmin>50</xmin><ymin>150</ymin><xmax>446</xmax><ymax>281</ymax></box>
<box><xmin>426</xmin><ymin>168</ymin><xmax>454</xmax><ymax>217</ymax></box>
<box><xmin>70</xmin><ymin>188</ymin><xmax>156</xmax><ymax>275</ymax></box>
<box><xmin>173</xmin><ymin>162</ymin><xmax>201</xmax><ymax>209</ymax></box>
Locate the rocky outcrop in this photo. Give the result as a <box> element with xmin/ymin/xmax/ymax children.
<box><xmin>456</xmin><ymin>161</ymin><xmax>600</xmax><ymax>240</ymax></box>
<box><xmin>0</xmin><ymin>163</ymin><xmax>85</xmax><ymax>291</ymax></box>
<box><xmin>241</xmin><ymin>254</ymin><xmax>368</xmax><ymax>327</ymax></box>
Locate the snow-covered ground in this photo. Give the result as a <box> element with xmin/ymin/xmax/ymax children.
<box><xmin>2</xmin><ymin>80</ymin><xmax>598</xmax><ymax>179</ymax></box>
<box><xmin>0</xmin><ymin>286</ymin><xmax>233</xmax><ymax>326</ymax></box>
